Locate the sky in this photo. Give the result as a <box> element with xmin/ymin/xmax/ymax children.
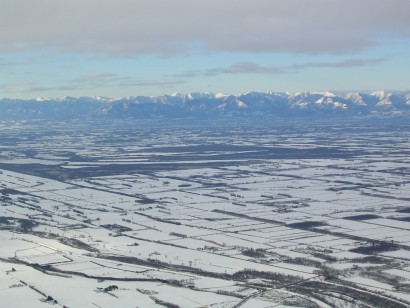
<box><xmin>0</xmin><ymin>0</ymin><xmax>409</xmax><ymax>99</ymax></box>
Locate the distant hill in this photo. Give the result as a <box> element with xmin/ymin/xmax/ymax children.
<box><xmin>1</xmin><ymin>91</ymin><xmax>409</xmax><ymax>120</ymax></box>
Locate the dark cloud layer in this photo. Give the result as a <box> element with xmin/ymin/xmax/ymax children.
<box><xmin>1</xmin><ymin>0</ymin><xmax>409</xmax><ymax>56</ymax></box>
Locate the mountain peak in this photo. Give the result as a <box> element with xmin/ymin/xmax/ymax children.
<box><xmin>0</xmin><ymin>91</ymin><xmax>409</xmax><ymax>120</ymax></box>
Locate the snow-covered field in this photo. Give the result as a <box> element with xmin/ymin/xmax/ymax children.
<box><xmin>0</xmin><ymin>119</ymin><xmax>409</xmax><ymax>307</ymax></box>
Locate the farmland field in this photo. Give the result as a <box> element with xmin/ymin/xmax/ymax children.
<box><xmin>0</xmin><ymin>118</ymin><xmax>409</xmax><ymax>307</ymax></box>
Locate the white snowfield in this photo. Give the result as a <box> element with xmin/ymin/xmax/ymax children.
<box><xmin>0</xmin><ymin>119</ymin><xmax>409</xmax><ymax>307</ymax></box>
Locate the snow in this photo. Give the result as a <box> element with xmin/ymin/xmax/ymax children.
<box><xmin>0</xmin><ymin>120</ymin><xmax>409</xmax><ymax>306</ymax></box>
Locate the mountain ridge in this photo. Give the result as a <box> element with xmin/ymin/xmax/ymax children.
<box><xmin>1</xmin><ymin>91</ymin><xmax>409</xmax><ymax>120</ymax></box>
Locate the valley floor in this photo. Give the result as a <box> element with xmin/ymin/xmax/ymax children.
<box><xmin>0</xmin><ymin>119</ymin><xmax>409</xmax><ymax>307</ymax></box>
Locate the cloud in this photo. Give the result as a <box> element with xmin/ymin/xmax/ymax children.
<box><xmin>63</xmin><ymin>73</ymin><xmax>133</xmax><ymax>89</ymax></box>
<box><xmin>0</xmin><ymin>59</ymin><xmax>18</xmax><ymax>68</ymax></box>
<box><xmin>0</xmin><ymin>81</ymin><xmax>50</xmax><ymax>93</ymax></box>
<box><xmin>173</xmin><ymin>58</ymin><xmax>387</xmax><ymax>78</ymax></box>
<box><xmin>289</xmin><ymin>58</ymin><xmax>387</xmax><ymax>70</ymax></box>
<box><xmin>205</xmin><ymin>62</ymin><xmax>286</xmax><ymax>76</ymax></box>
<box><xmin>0</xmin><ymin>61</ymin><xmax>10</xmax><ymax>68</ymax></box>
<box><xmin>0</xmin><ymin>0</ymin><xmax>409</xmax><ymax>56</ymax></box>
<box><xmin>0</xmin><ymin>73</ymin><xmax>185</xmax><ymax>94</ymax></box>
<box><xmin>176</xmin><ymin>62</ymin><xmax>285</xmax><ymax>78</ymax></box>
<box><xmin>60</xmin><ymin>73</ymin><xmax>184</xmax><ymax>90</ymax></box>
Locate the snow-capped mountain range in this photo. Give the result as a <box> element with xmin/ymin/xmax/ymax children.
<box><xmin>0</xmin><ymin>91</ymin><xmax>409</xmax><ymax>120</ymax></box>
